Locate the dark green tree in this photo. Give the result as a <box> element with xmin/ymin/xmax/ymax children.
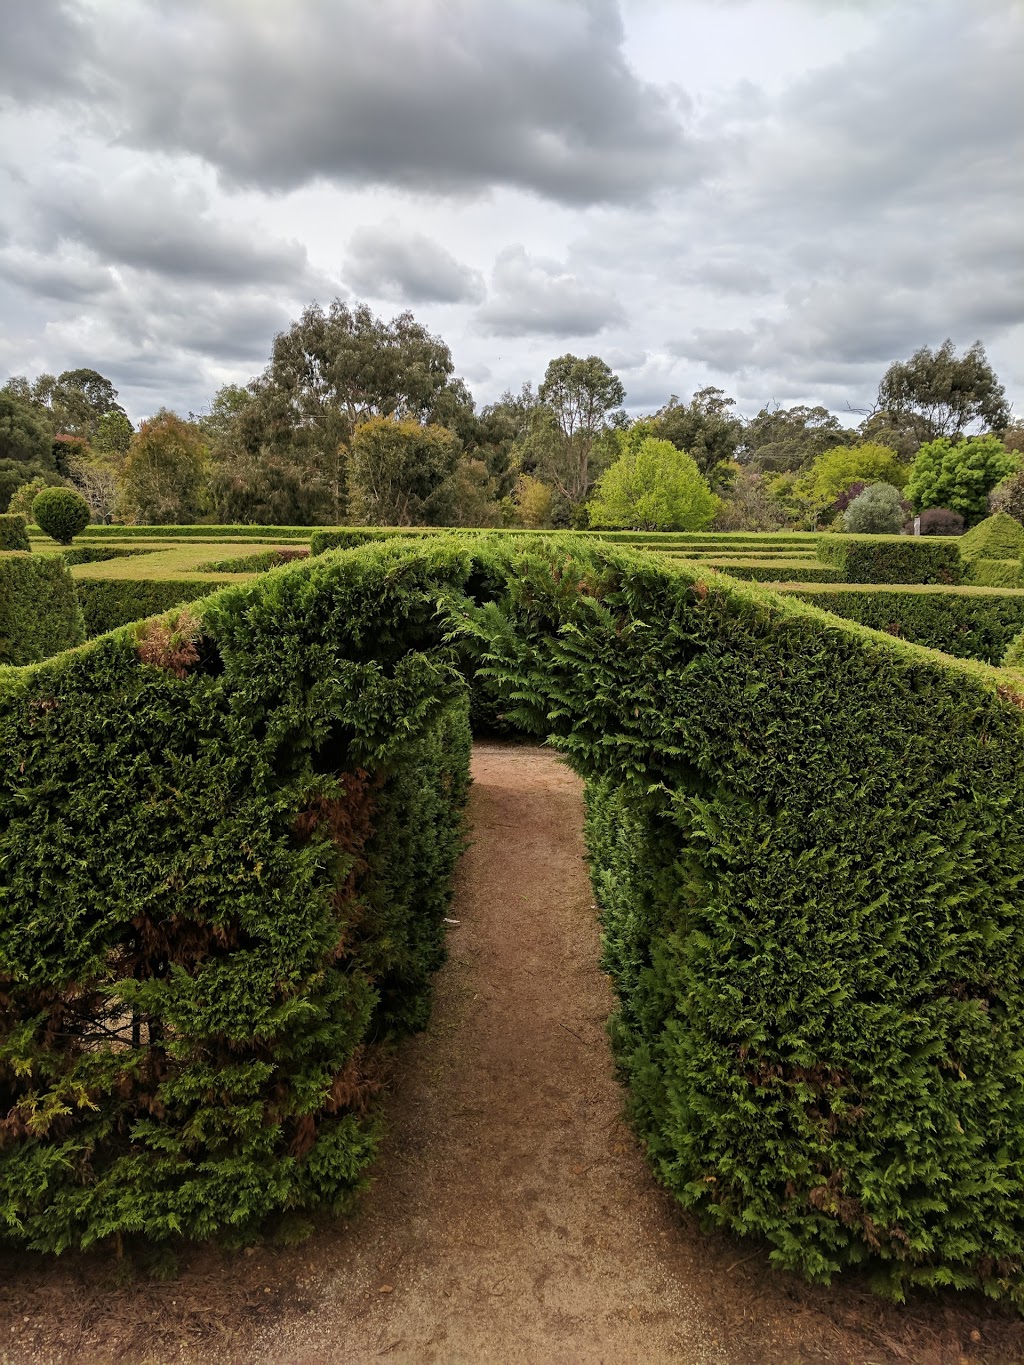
<box><xmin>652</xmin><ymin>387</ymin><xmax>743</xmax><ymax>475</ymax></box>
<box><xmin>241</xmin><ymin>301</ymin><xmax>474</xmax><ymax>522</ymax></box>
<box><xmin>535</xmin><ymin>354</ymin><xmax>626</xmax><ymax>507</ymax></box>
<box><xmin>740</xmin><ymin>404</ymin><xmax>857</xmax><ymax>473</ymax></box>
<box><xmin>874</xmin><ymin>339</ymin><xmax>1010</xmax><ymax>442</ymax></box>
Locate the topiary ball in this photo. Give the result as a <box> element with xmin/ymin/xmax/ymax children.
<box><xmin>32</xmin><ymin>487</ymin><xmax>91</xmax><ymax>545</ymax></box>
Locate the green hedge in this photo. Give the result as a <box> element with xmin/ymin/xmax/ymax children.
<box><xmin>0</xmin><ymin>514</ymin><xmax>30</xmax><ymax>552</ymax></box>
<box><xmin>665</xmin><ymin>557</ymin><xmax>843</xmax><ymax>584</ymax></box>
<box><xmin>459</xmin><ymin>537</ymin><xmax>1024</xmax><ymax>1303</ymax></box>
<box><xmin>75</xmin><ymin>524</ymin><xmax>313</xmax><ymax>541</ymax></box>
<box><xmin>197</xmin><ymin>549</ymin><xmax>310</xmax><ymax>574</ymax></box>
<box><xmin>784</xmin><ymin>586</ymin><xmax>1024</xmax><ymax>665</ymax></box>
<box><xmin>0</xmin><ymin>547</ymin><xmax>472</xmax><ymax>1252</ymax></box>
<box><xmin>968</xmin><ymin>559</ymin><xmax>1024</xmax><ymax>589</ymax></box>
<box><xmin>6</xmin><ymin>535</ymin><xmax>1024</xmax><ymax>1304</ymax></box>
<box><xmin>0</xmin><ymin>552</ymin><xmax>84</xmax><ymax>665</ymax></box>
<box><xmin>960</xmin><ymin>513</ymin><xmax>1024</xmax><ymax>564</ymax></box>
<box><xmin>74</xmin><ymin>578</ymin><xmax>231</xmax><ymax>636</ymax></box>
<box><xmin>816</xmin><ymin>536</ymin><xmax>963</xmax><ymax>584</ymax></box>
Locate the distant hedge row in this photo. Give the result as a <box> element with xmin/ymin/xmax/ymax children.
<box><xmin>816</xmin><ymin>535</ymin><xmax>963</xmax><ymax>584</ymax></box>
<box><xmin>0</xmin><ymin>545</ymin><xmax>472</xmax><ymax>1252</ymax></box>
<box><xmin>0</xmin><ymin>515</ymin><xmax>30</xmax><ymax>553</ymax></box>
<box><xmin>785</xmin><ymin>586</ymin><xmax>1024</xmax><ymax>666</ymax></box>
<box><xmin>73</xmin><ymin>578</ymin><xmax>235</xmax><ymax>637</ymax></box>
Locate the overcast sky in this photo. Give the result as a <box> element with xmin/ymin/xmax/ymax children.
<box><xmin>1</xmin><ymin>0</ymin><xmax>1021</xmax><ymax>425</ymax></box>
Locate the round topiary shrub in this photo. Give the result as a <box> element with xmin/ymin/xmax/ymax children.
<box><xmin>32</xmin><ymin>487</ymin><xmax>91</xmax><ymax>544</ymax></box>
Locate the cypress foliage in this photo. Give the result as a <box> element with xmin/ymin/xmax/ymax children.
<box><xmin>816</xmin><ymin>535</ymin><xmax>963</xmax><ymax>584</ymax></box>
<box><xmin>0</xmin><ymin>515</ymin><xmax>30</xmax><ymax>552</ymax></box>
<box><xmin>0</xmin><ymin>552</ymin><xmax>84</xmax><ymax>665</ymax></box>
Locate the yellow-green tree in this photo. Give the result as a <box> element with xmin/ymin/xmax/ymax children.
<box><xmin>588</xmin><ymin>435</ymin><xmax>716</xmax><ymax>531</ymax></box>
<box><xmin>804</xmin><ymin>442</ymin><xmax>907</xmax><ymax>510</ymax></box>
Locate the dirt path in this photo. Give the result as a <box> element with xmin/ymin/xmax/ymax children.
<box><xmin>3</xmin><ymin>742</ymin><xmax>1022</xmax><ymax>1364</ymax></box>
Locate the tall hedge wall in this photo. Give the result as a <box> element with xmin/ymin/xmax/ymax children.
<box><xmin>0</xmin><ymin>552</ymin><xmax>85</xmax><ymax>665</ymax></box>
<box><xmin>458</xmin><ymin>541</ymin><xmax>1024</xmax><ymax>1303</ymax></box>
<box><xmin>4</xmin><ymin>538</ymin><xmax>1024</xmax><ymax>1306</ymax></box>
<box><xmin>0</xmin><ymin>548</ymin><xmax>472</xmax><ymax>1251</ymax></box>
<box><xmin>74</xmin><ymin>578</ymin><xmax>232</xmax><ymax>637</ymax></box>
<box><xmin>816</xmin><ymin>535</ymin><xmax>963</xmax><ymax>584</ymax></box>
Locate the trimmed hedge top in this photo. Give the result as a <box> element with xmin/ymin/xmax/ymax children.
<box><xmin>816</xmin><ymin>534</ymin><xmax>963</xmax><ymax>584</ymax></box>
<box><xmin>0</xmin><ymin>551</ymin><xmax>84</xmax><ymax>665</ymax></box>
<box><xmin>960</xmin><ymin>512</ymin><xmax>1024</xmax><ymax>564</ymax></box>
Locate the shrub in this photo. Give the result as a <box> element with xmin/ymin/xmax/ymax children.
<box><xmin>1004</xmin><ymin>629</ymin><xmax>1024</xmax><ymax>668</ymax></box>
<box><xmin>959</xmin><ymin>511</ymin><xmax>1024</xmax><ymax>564</ymax></box>
<box><xmin>32</xmin><ymin>486</ymin><xmax>91</xmax><ymax>544</ymax></box>
<box><xmin>7</xmin><ymin>475</ymin><xmax>62</xmax><ymax>522</ymax></box>
<box><xmin>967</xmin><ymin>559</ymin><xmax>1024</xmax><ymax>589</ymax></box>
<box><xmin>915</xmin><ymin>507</ymin><xmax>964</xmax><ymax>537</ymax></box>
<box><xmin>816</xmin><ymin>535</ymin><xmax>963</xmax><ymax>584</ymax></box>
<box><xmin>842</xmin><ymin>482</ymin><xmax>907</xmax><ymax>534</ymax></box>
<box><xmin>0</xmin><ymin>552</ymin><xmax>85</xmax><ymax>664</ymax></box>
<box><xmin>588</xmin><ymin>436</ymin><xmax>717</xmax><ymax>531</ymax></box>
<box><xmin>0</xmin><ymin>513</ymin><xmax>30</xmax><ymax>552</ymax></box>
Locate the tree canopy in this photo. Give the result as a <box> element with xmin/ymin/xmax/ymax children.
<box><xmin>652</xmin><ymin>387</ymin><xmax>743</xmax><ymax>477</ymax></box>
<box><xmin>535</xmin><ymin>354</ymin><xmax>626</xmax><ymax>507</ymax></box>
<box><xmin>588</xmin><ymin>434</ymin><xmax>716</xmax><ymax>531</ymax></box>
<box><xmin>906</xmin><ymin>434</ymin><xmax>1018</xmax><ymax>525</ymax></box>
<box><xmin>348</xmin><ymin>416</ymin><xmax>461</xmax><ymax>526</ymax></box>
<box><xmin>875</xmin><ymin>340</ymin><xmax>1010</xmax><ymax>443</ymax></box>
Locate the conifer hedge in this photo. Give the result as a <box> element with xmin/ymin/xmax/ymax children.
<box><xmin>0</xmin><ymin>547</ymin><xmax>471</xmax><ymax>1252</ymax></box>
<box><xmin>785</xmin><ymin>585</ymin><xmax>1024</xmax><ymax>665</ymax></box>
<box><xmin>0</xmin><ymin>552</ymin><xmax>84</xmax><ymax>665</ymax></box>
<box><xmin>816</xmin><ymin>535</ymin><xmax>963</xmax><ymax>584</ymax></box>
<box><xmin>4</xmin><ymin>537</ymin><xmax>1024</xmax><ymax>1307</ymax></box>
<box><xmin>0</xmin><ymin>515</ymin><xmax>30</xmax><ymax>552</ymax></box>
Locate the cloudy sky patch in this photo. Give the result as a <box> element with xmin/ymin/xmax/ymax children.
<box><xmin>0</xmin><ymin>0</ymin><xmax>1020</xmax><ymax>423</ymax></box>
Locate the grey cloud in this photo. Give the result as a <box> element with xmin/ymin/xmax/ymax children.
<box><xmin>29</xmin><ymin>0</ymin><xmax>696</xmax><ymax>205</ymax></box>
<box><xmin>33</xmin><ymin>173</ymin><xmax>318</xmax><ymax>288</ymax></box>
<box><xmin>478</xmin><ymin>246</ymin><xmax>625</xmax><ymax>337</ymax></box>
<box><xmin>344</xmin><ymin>226</ymin><xmax>485</xmax><ymax>305</ymax></box>
<box><xmin>0</xmin><ymin>244</ymin><xmax>116</xmax><ymax>303</ymax></box>
<box><xmin>0</xmin><ymin>0</ymin><xmax>90</xmax><ymax>101</ymax></box>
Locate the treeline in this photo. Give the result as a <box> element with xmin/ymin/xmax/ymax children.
<box><xmin>1</xmin><ymin>302</ymin><xmax>1020</xmax><ymax>531</ymax></box>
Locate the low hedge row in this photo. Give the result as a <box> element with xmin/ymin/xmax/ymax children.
<box><xmin>0</xmin><ymin>552</ymin><xmax>84</xmax><ymax>665</ymax></box>
<box><xmin>75</xmin><ymin>524</ymin><xmax>313</xmax><ymax>541</ymax></box>
<box><xmin>666</xmin><ymin>558</ymin><xmax>843</xmax><ymax>584</ymax></box>
<box><xmin>0</xmin><ymin>545</ymin><xmax>473</xmax><ymax>1252</ymax></box>
<box><xmin>784</xmin><ymin>585</ymin><xmax>1024</xmax><ymax>665</ymax></box>
<box><xmin>0</xmin><ymin>515</ymin><xmax>30</xmax><ymax>552</ymax></box>
<box><xmin>197</xmin><ymin>549</ymin><xmax>310</xmax><ymax>574</ymax></box>
<box><xmin>968</xmin><ymin>559</ymin><xmax>1024</xmax><ymax>590</ymax></box>
<box><xmin>73</xmin><ymin>578</ymin><xmax>231</xmax><ymax>637</ymax></box>
<box><xmin>816</xmin><ymin>535</ymin><xmax>963</xmax><ymax>584</ymax></box>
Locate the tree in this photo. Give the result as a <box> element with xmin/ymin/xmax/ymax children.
<box><xmin>117</xmin><ymin>411</ymin><xmax>208</xmax><ymax>524</ymax></box>
<box><xmin>31</xmin><ymin>368</ymin><xmax>127</xmax><ymax>440</ymax></box>
<box><xmin>739</xmin><ymin>404</ymin><xmax>857</xmax><ymax>473</ymax></box>
<box><xmin>242</xmin><ymin>301</ymin><xmax>474</xmax><ymax>522</ymax></box>
<box><xmin>0</xmin><ymin>391</ymin><xmax>53</xmax><ymax>467</ymax></box>
<box><xmin>906</xmin><ymin>434</ymin><xmax>1018</xmax><ymax>526</ymax></box>
<box><xmin>712</xmin><ymin>465</ymin><xmax>788</xmax><ymax>531</ymax></box>
<box><xmin>347</xmin><ymin>416</ymin><xmax>460</xmax><ymax>526</ymax></box>
<box><xmin>990</xmin><ymin>470</ymin><xmax>1024</xmax><ymax>524</ymax></box>
<box><xmin>535</xmin><ymin>354</ymin><xmax>626</xmax><ymax>507</ymax></box>
<box><xmin>95</xmin><ymin>410</ymin><xmax>134</xmax><ymax>460</ymax></box>
<box><xmin>652</xmin><ymin>387</ymin><xmax>743</xmax><ymax>476</ymax></box>
<box><xmin>469</xmin><ymin>384</ymin><xmax>540</xmax><ymax>499</ymax></box>
<box><xmin>803</xmin><ymin>442</ymin><xmax>908</xmax><ymax>511</ymax></box>
<box><xmin>8</xmin><ymin>474</ymin><xmax>63</xmax><ymax>522</ymax></box>
<box><xmin>588</xmin><ymin>435</ymin><xmax>716</xmax><ymax>531</ymax></box>
<box><xmin>32</xmin><ymin>486</ymin><xmax>91</xmax><ymax>544</ymax></box>
<box><xmin>451</xmin><ymin>458</ymin><xmax>502</xmax><ymax>527</ymax></box>
<box><xmin>842</xmin><ymin>482</ymin><xmax>907</xmax><ymax>534</ymax></box>
<box><xmin>513</xmin><ymin>474</ymin><xmax>553</xmax><ymax>528</ymax></box>
<box><xmin>874</xmin><ymin>339</ymin><xmax>1010</xmax><ymax>442</ymax></box>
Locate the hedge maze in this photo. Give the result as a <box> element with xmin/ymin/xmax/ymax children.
<box><xmin>4</xmin><ymin>520</ymin><xmax>1024</xmax><ymax>1306</ymax></box>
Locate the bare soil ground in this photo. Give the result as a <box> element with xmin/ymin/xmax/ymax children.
<box><xmin>2</xmin><ymin>741</ymin><xmax>1023</xmax><ymax>1364</ymax></box>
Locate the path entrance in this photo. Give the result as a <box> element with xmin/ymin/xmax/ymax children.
<box><xmin>2</xmin><ymin>744</ymin><xmax>1017</xmax><ymax>1363</ymax></box>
